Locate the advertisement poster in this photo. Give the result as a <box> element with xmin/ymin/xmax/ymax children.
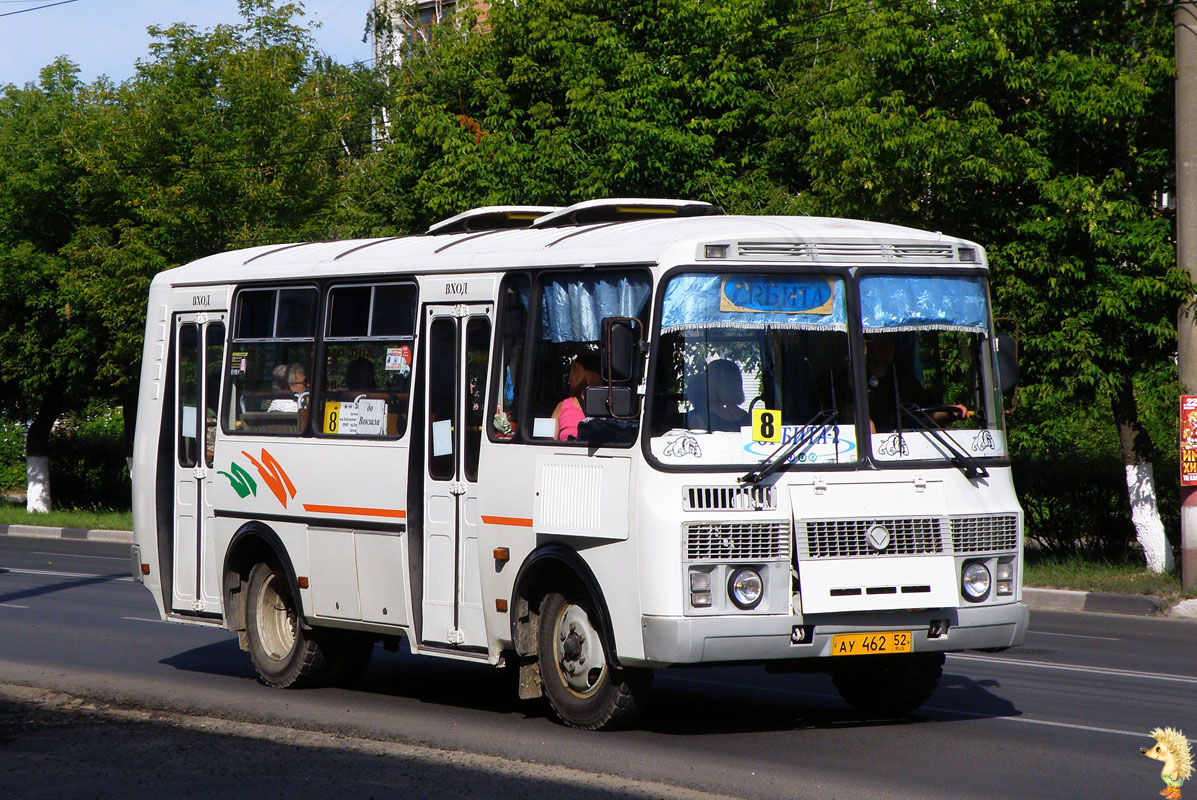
<box><xmin>1182</xmin><ymin>396</ymin><xmax>1197</xmax><ymax>486</ymax></box>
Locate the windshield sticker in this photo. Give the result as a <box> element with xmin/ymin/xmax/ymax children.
<box><xmin>662</xmin><ymin>433</ymin><xmax>702</xmax><ymax>458</ymax></box>
<box><xmin>873</xmin><ymin>429</ymin><xmax>1007</xmax><ymax>460</ymax></box>
<box><xmin>719</xmin><ymin>276</ymin><xmax>834</xmax><ymax>316</ymax></box>
<box><xmin>877</xmin><ymin>434</ymin><xmax>910</xmax><ymax>457</ymax></box>
<box><xmin>740</xmin><ymin>425</ymin><xmax>857</xmax><ymax>464</ymax></box>
<box><xmin>971</xmin><ymin>430</ymin><xmax>997</xmax><ymax>453</ymax></box>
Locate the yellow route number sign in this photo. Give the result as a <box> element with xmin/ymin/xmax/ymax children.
<box><xmin>752</xmin><ymin>408</ymin><xmax>782</xmax><ymax>443</ymax></box>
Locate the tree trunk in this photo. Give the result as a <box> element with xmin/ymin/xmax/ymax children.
<box><xmin>1112</xmin><ymin>377</ymin><xmax>1173</xmax><ymax>573</ymax></box>
<box><xmin>25</xmin><ymin>383</ymin><xmax>63</xmax><ymax>514</ymax></box>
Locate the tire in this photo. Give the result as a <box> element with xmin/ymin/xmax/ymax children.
<box><xmin>537</xmin><ymin>590</ymin><xmax>651</xmax><ymax>730</ymax></box>
<box><xmin>245</xmin><ymin>561</ymin><xmax>330</xmax><ymax>688</ymax></box>
<box><xmin>830</xmin><ymin>651</ymin><xmax>944</xmax><ymax>716</ymax></box>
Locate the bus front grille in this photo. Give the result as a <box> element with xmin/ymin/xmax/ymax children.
<box><xmin>684</xmin><ymin>521</ymin><xmax>791</xmax><ymax>562</ymax></box>
<box><xmin>683</xmin><ymin>485</ymin><xmax>775</xmax><ymax>511</ymax></box>
<box><xmin>801</xmin><ymin>518</ymin><xmax>947</xmax><ymax>559</ymax></box>
<box><xmin>949</xmin><ymin>514</ymin><xmax>1020</xmax><ymax>553</ymax></box>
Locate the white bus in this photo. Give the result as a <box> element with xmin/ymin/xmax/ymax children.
<box><xmin>130</xmin><ymin>198</ymin><xmax>1027</xmax><ymax>730</ymax></box>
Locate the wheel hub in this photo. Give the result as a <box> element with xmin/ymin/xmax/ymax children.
<box><xmin>555</xmin><ymin>603</ymin><xmax>606</xmax><ymax>695</ymax></box>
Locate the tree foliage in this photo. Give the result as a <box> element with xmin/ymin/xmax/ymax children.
<box><xmin>0</xmin><ymin>0</ymin><xmax>1187</xmax><ymax>546</ymax></box>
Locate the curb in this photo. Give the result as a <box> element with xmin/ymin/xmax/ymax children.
<box><xmin>0</xmin><ymin>524</ymin><xmax>133</xmax><ymax>545</ymax></box>
<box><xmin>1022</xmin><ymin>587</ymin><xmax>1166</xmax><ymax>617</ymax></box>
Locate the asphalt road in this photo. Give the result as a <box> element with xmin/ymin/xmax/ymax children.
<box><xmin>0</xmin><ymin>535</ymin><xmax>1191</xmax><ymax>800</ymax></box>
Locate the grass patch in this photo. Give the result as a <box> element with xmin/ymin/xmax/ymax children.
<box><xmin>0</xmin><ymin>500</ymin><xmax>131</xmax><ymax>531</ymax></box>
<box><xmin>1024</xmin><ymin>551</ymin><xmax>1197</xmax><ymax>606</ymax></box>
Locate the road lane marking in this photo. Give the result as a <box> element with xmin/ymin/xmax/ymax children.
<box><xmin>0</xmin><ymin>603</ymin><xmax>28</xmax><ymax>609</ymax></box>
<box><xmin>31</xmin><ymin>551</ymin><xmax>126</xmax><ymax>561</ymax></box>
<box><xmin>921</xmin><ymin>704</ymin><xmax>1146</xmax><ymax>739</ymax></box>
<box><xmin>121</xmin><ymin>616</ymin><xmax>168</xmax><ymax>623</ymax></box>
<box><xmin>1027</xmin><ymin>630</ymin><xmax>1120</xmax><ymax>642</ymax></box>
<box><xmin>665</xmin><ymin>674</ymin><xmax>1156</xmax><ymax>741</ymax></box>
<box><xmin>948</xmin><ymin>652</ymin><xmax>1197</xmax><ymax>685</ymax></box>
<box><xmin>0</xmin><ymin>566</ymin><xmax>132</xmax><ymax>582</ymax></box>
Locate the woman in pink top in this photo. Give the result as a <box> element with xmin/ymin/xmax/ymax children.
<box><xmin>552</xmin><ymin>354</ymin><xmax>602</xmax><ymax>440</ymax></box>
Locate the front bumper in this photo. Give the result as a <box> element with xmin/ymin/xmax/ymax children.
<box><xmin>639</xmin><ymin>601</ymin><xmax>1028</xmax><ymax>665</ymax></box>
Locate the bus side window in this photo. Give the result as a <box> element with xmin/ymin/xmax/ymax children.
<box><xmin>320</xmin><ymin>282</ymin><xmax>416</xmax><ymax>438</ymax></box>
<box><xmin>528</xmin><ymin>269</ymin><xmax>650</xmax><ymax>445</ymax></box>
<box><xmin>489</xmin><ymin>273</ymin><xmax>529</xmax><ymax>441</ymax></box>
<box><xmin>224</xmin><ymin>287</ymin><xmax>317</xmax><ymax>436</ymax></box>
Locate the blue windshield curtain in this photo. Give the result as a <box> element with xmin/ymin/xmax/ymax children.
<box><xmin>661</xmin><ymin>274</ymin><xmax>847</xmax><ymax>332</ymax></box>
<box><xmin>540</xmin><ymin>273</ymin><xmax>651</xmax><ymax>342</ymax></box>
<box><xmin>860</xmin><ymin>275</ymin><xmax>988</xmax><ymax>331</ymax></box>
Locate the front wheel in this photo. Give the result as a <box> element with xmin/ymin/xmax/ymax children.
<box><xmin>537</xmin><ymin>591</ymin><xmax>651</xmax><ymax>730</ymax></box>
<box><xmin>830</xmin><ymin>651</ymin><xmax>944</xmax><ymax>716</ymax></box>
<box><xmin>245</xmin><ymin>561</ymin><xmax>330</xmax><ymax>688</ymax></box>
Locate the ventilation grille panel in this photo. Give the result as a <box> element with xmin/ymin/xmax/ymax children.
<box><xmin>950</xmin><ymin>514</ymin><xmax>1020</xmax><ymax>553</ymax></box>
<box><xmin>802</xmin><ymin>518</ymin><xmax>946</xmax><ymax>559</ymax></box>
<box><xmin>683</xmin><ymin>485</ymin><xmax>775</xmax><ymax>511</ymax></box>
<box><xmin>685</xmin><ymin>521</ymin><xmax>790</xmax><ymax>562</ymax></box>
<box><xmin>735</xmin><ymin>241</ymin><xmax>957</xmax><ymax>262</ymax></box>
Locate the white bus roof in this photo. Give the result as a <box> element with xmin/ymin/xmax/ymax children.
<box><xmin>153</xmin><ymin>203</ymin><xmax>985</xmax><ymax>288</ymax></box>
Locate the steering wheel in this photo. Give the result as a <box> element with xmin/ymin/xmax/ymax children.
<box><xmin>918</xmin><ymin>404</ymin><xmax>965</xmax><ymax>421</ymax></box>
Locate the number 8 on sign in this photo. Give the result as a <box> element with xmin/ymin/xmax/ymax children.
<box><xmin>752</xmin><ymin>408</ymin><xmax>781</xmax><ymax>443</ymax></box>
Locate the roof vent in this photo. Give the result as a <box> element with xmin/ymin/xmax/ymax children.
<box><xmin>426</xmin><ymin>205</ymin><xmax>560</xmax><ymax>235</ymax></box>
<box><xmin>530</xmin><ymin>198</ymin><xmax>722</xmax><ymax>229</ymax></box>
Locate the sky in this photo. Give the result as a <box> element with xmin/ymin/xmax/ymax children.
<box><xmin>0</xmin><ymin>0</ymin><xmax>375</xmax><ymax>88</ymax></box>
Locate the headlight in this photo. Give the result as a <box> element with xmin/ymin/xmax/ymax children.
<box><xmin>728</xmin><ymin>568</ymin><xmax>764</xmax><ymax>609</ymax></box>
<box><xmin>961</xmin><ymin>561</ymin><xmax>991</xmax><ymax>602</ymax></box>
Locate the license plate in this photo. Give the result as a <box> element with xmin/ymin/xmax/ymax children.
<box><xmin>831</xmin><ymin>631</ymin><xmax>912</xmax><ymax>656</ymax></box>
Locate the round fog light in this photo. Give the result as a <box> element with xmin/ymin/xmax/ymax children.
<box><xmin>962</xmin><ymin>562</ymin><xmax>991</xmax><ymax>602</ymax></box>
<box><xmin>728</xmin><ymin>568</ymin><xmax>764</xmax><ymax>609</ymax></box>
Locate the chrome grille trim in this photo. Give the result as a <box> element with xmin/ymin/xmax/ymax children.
<box><xmin>684</xmin><ymin>521</ymin><xmax>791</xmax><ymax>562</ymax></box>
<box><xmin>950</xmin><ymin>514</ymin><xmax>1020</xmax><ymax>553</ymax></box>
<box><xmin>683</xmin><ymin>485</ymin><xmax>775</xmax><ymax>511</ymax></box>
<box><xmin>801</xmin><ymin>517</ymin><xmax>947</xmax><ymax>559</ymax></box>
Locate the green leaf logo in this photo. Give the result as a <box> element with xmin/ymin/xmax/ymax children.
<box><xmin>218</xmin><ymin>462</ymin><xmax>257</xmax><ymax>499</ymax></box>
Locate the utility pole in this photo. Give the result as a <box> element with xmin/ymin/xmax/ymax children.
<box><xmin>1177</xmin><ymin>1</ymin><xmax>1197</xmax><ymax>588</ymax></box>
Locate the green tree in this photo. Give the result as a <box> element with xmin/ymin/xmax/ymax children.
<box><xmin>0</xmin><ymin>1</ymin><xmax>376</xmax><ymax>510</ymax></box>
<box><xmin>768</xmin><ymin>0</ymin><xmax>1184</xmax><ymax>570</ymax></box>
<box><xmin>62</xmin><ymin>0</ymin><xmax>375</xmax><ymax>457</ymax></box>
<box><xmin>342</xmin><ymin>0</ymin><xmax>799</xmax><ymax>234</ymax></box>
<box><xmin>0</xmin><ymin>60</ymin><xmax>100</xmax><ymax>511</ymax></box>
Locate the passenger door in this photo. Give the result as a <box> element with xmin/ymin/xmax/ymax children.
<box><xmin>421</xmin><ymin>304</ymin><xmax>492</xmax><ymax>649</ymax></box>
<box><xmin>172</xmin><ymin>313</ymin><xmax>226</xmax><ymax>615</ymax></box>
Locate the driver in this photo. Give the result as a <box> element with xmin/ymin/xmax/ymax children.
<box><xmin>864</xmin><ymin>333</ymin><xmax>966</xmax><ymax>433</ymax></box>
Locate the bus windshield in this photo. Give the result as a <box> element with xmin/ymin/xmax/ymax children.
<box><xmin>647</xmin><ymin>271</ymin><xmax>1007</xmax><ymax>470</ymax></box>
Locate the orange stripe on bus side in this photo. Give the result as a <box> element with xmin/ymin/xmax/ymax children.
<box><xmin>481</xmin><ymin>515</ymin><xmax>534</xmax><ymax>528</ymax></box>
<box><xmin>302</xmin><ymin>504</ymin><xmax>407</xmax><ymax>519</ymax></box>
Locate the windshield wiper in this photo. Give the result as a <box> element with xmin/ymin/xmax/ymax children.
<box><xmin>896</xmin><ymin>403</ymin><xmax>988</xmax><ymax>480</ymax></box>
<box><xmin>739</xmin><ymin>408</ymin><xmax>838</xmax><ymax>485</ymax></box>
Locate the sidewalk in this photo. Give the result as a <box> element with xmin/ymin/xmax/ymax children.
<box><xmin>5</xmin><ymin>524</ymin><xmax>1196</xmax><ymax>620</ymax></box>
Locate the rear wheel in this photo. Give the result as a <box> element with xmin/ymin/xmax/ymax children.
<box><xmin>830</xmin><ymin>651</ymin><xmax>944</xmax><ymax>716</ymax></box>
<box><xmin>537</xmin><ymin>590</ymin><xmax>650</xmax><ymax>730</ymax></box>
<box><xmin>245</xmin><ymin>561</ymin><xmax>330</xmax><ymax>688</ymax></box>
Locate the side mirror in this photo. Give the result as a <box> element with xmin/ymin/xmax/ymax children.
<box><xmin>599</xmin><ymin>316</ymin><xmax>642</xmax><ymax>383</ymax></box>
<box><xmin>996</xmin><ymin>333</ymin><xmax>1019</xmax><ymax>394</ymax></box>
<box><xmin>583</xmin><ymin>385</ymin><xmax>636</xmax><ymax>417</ymax></box>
